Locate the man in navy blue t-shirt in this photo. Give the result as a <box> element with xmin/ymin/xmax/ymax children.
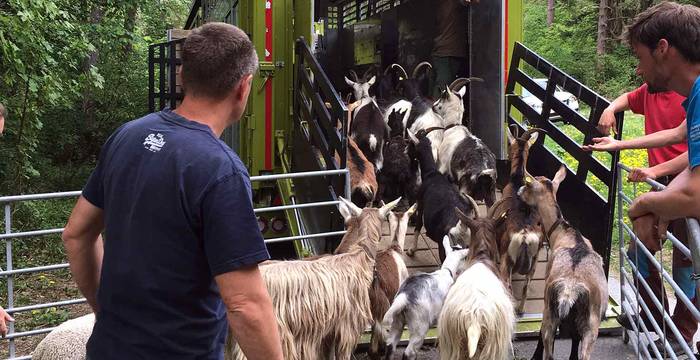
<box><xmin>62</xmin><ymin>23</ymin><xmax>283</xmax><ymax>359</ymax></box>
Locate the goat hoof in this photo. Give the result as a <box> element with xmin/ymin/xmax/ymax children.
<box><xmin>406</xmin><ymin>248</ymin><xmax>415</xmax><ymax>257</ymax></box>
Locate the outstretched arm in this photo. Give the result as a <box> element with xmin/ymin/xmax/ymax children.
<box><xmin>629</xmin><ymin>166</ymin><xmax>700</xmax><ymax>221</ymax></box>
<box><xmin>583</xmin><ymin>119</ymin><xmax>687</xmax><ymax>152</ymax></box>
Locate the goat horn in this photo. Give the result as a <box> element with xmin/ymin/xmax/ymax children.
<box><xmin>390</xmin><ymin>64</ymin><xmax>409</xmax><ymax>80</ymax></box>
<box><xmin>461</xmin><ymin>193</ymin><xmax>480</xmax><ymax>218</ymax></box>
<box><xmin>519</xmin><ymin>127</ymin><xmax>546</xmax><ymax>142</ymax></box>
<box><xmin>362</xmin><ymin>66</ymin><xmax>375</xmax><ymax>82</ymax></box>
<box><xmin>412</xmin><ymin>61</ymin><xmax>433</xmax><ymax>78</ymax></box>
<box><xmin>348</xmin><ymin>69</ymin><xmax>359</xmax><ymax>82</ymax></box>
<box><xmin>379</xmin><ymin>197</ymin><xmax>402</xmax><ymax>218</ymax></box>
<box><xmin>448</xmin><ymin>77</ymin><xmax>484</xmax><ymax>92</ymax></box>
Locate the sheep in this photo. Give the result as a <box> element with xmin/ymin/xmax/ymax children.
<box><xmin>405</xmin><ymin>129</ymin><xmax>479</xmax><ymax>261</ymax></box>
<box><xmin>32</xmin><ymin>313</ymin><xmax>94</xmax><ymax>360</ymax></box>
<box><xmin>438</xmin><ymin>211</ymin><xmax>515</xmax><ymax>360</ymax></box>
<box><xmin>433</xmin><ymin>77</ymin><xmax>496</xmax><ymax>207</ymax></box>
<box><xmin>361</xmin><ymin>204</ymin><xmax>417</xmax><ymax>359</ymax></box>
<box><xmin>518</xmin><ymin>166</ymin><xmax>608</xmax><ymax>360</ymax></box>
<box><xmin>488</xmin><ymin>126</ymin><xmax>545</xmax><ymax>314</ymax></box>
<box><xmin>377</xmin><ymin>108</ymin><xmax>418</xmax><ymax>205</ymax></box>
<box><xmin>226</xmin><ymin>197</ymin><xmax>401</xmax><ymax>360</ymax></box>
<box><xmin>347</xmin><ymin>137</ymin><xmax>378</xmax><ymax>208</ymax></box>
<box><xmin>382</xmin><ymin>236</ymin><xmax>470</xmax><ymax>360</ymax></box>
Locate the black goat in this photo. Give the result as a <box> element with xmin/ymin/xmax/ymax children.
<box><xmin>377</xmin><ymin>109</ymin><xmax>418</xmax><ymax>205</ymax></box>
<box><xmin>405</xmin><ymin>129</ymin><xmax>479</xmax><ymax>261</ymax></box>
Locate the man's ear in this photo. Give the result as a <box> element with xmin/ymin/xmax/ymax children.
<box><xmin>236</xmin><ymin>74</ymin><xmax>254</xmax><ymax>101</ymax></box>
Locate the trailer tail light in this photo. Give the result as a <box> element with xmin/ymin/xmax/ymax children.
<box><xmin>257</xmin><ymin>216</ymin><xmax>268</xmax><ymax>233</ymax></box>
<box><xmin>271</xmin><ymin>217</ymin><xmax>287</xmax><ymax>233</ymax></box>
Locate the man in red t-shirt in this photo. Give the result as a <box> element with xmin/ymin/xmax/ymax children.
<box><xmin>597</xmin><ymin>84</ymin><xmax>696</xmax><ymax>351</ymax></box>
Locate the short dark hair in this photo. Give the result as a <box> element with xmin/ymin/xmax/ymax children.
<box><xmin>181</xmin><ymin>23</ymin><xmax>259</xmax><ymax>100</ymax></box>
<box><xmin>626</xmin><ymin>2</ymin><xmax>700</xmax><ymax>63</ymax></box>
<box><xmin>0</xmin><ymin>102</ymin><xmax>6</xmax><ymax>118</ymax></box>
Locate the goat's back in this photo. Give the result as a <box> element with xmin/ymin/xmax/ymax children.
<box><xmin>33</xmin><ymin>314</ymin><xmax>94</xmax><ymax>360</ymax></box>
<box><xmin>438</xmin><ymin>262</ymin><xmax>515</xmax><ymax>360</ymax></box>
<box><xmin>419</xmin><ymin>174</ymin><xmax>472</xmax><ymax>242</ymax></box>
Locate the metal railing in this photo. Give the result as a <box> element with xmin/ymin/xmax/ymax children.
<box><xmin>617</xmin><ymin>163</ymin><xmax>700</xmax><ymax>359</ymax></box>
<box><xmin>0</xmin><ymin>168</ymin><xmax>350</xmax><ymax>360</ymax></box>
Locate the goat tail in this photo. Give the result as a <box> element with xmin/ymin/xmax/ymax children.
<box><xmin>382</xmin><ymin>293</ymin><xmax>408</xmax><ymax>329</ymax></box>
<box><xmin>551</xmin><ymin>280</ymin><xmax>589</xmax><ymax>320</ymax></box>
<box><xmin>466</xmin><ymin>323</ymin><xmax>481</xmax><ymax>358</ymax></box>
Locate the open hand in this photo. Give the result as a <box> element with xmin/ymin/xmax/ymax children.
<box><xmin>582</xmin><ymin>137</ymin><xmax>621</xmax><ymax>152</ymax></box>
<box><xmin>0</xmin><ymin>309</ymin><xmax>14</xmax><ymax>338</ymax></box>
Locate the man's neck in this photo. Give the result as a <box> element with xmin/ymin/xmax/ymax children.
<box><xmin>174</xmin><ymin>97</ymin><xmax>232</xmax><ymax>137</ymax></box>
<box><xmin>669</xmin><ymin>63</ymin><xmax>700</xmax><ymax>97</ymax></box>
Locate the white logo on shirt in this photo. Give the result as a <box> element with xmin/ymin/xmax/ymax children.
<box><xmin>143</xmin><ymin>133</ymin><xmax>166</xmax><ymax>152</ymax></box>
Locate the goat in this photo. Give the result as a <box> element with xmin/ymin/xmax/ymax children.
<box><xmin>347</xmin><ymin>137</ymin><xmax>378</xmax><ymax>208</ymax></box>
<box><xmin>488</xmin><ymin>126</ymin><xmax>545</xmax><ymax>314</ymax></box>
<box><xmin>405</xmin><ymin>129</ymin><xmax>479</xmax><ymax>260</ymax></box>
<box><xmin>226</xmin><ymin>197</ymin><xmax>401</xmax><ymax>360</ymax></box>
<box><xmin>433</xmin><ymin>78</ymin><xmax>496</xmax><ymax>207</ymax></box>
<box><xmin>377</xmin><ymin>108</ymin><xmax>418</xmax><ymax>205</ymax></box>
<box><xmin>382</xmin><ymin>236</ymin><xmax>470</xmax><ymax>360</ymax></box>
<box><xmin>359</xmin><ymin>204</ymin><xmax>417</xmax><ymax>359</ymax></box>
<box><xmin>518</xmin><ymin>166</ymin><xmax>608</xmax><ymax>360</ymax></box>
<box><xmin>438</xmin><ymin>210</ymin><xmax>515</xmax><ymax>360</ymax></box>
<box><xmin>345</xmin><ymin>70</ymin><xmax>389</xmax><ymax>172</ymax></box>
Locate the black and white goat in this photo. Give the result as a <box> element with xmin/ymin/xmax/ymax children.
<box><xmin>433</xmin><ymin>77</ymin><xmax>496</xmax><ymax>207</ymax></box>
<box><xmin>345</xmin><ymin>70</ymin><xmax>389</xmax><ymax>171</ymax></box>
<box><xmin>405</xmin><ymin>129</ymin><xmax>479</xmax><ymax>260</ymax></box>
<box><xmin>382</xmin><ymin>236</ymin><xmax>470</xmax><ymax>360</ymax></box>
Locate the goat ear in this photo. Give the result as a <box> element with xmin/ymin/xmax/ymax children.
<box><xmin>552</xmin><ymin>165</ymin><xmax>567</xmax><ymax>195</ymax></box>
<box><xmin>338</xmin><ymin>197</ymin><xmax>362</xmax><ymax>220</ymax></box>
<box><xmin>528</xmin><ymin>131</ymin><xmax>539</xmax><ymax>147</ymax></box>
<box><xmin>406</xmin><ymin>129</ymin><xmax>419</xmax><ymax>144</ymax></box>
<box><xmin>367</xmin><ymin>75</ymin><xmax>376</xmax><ymax>86</ymax></box>
<box><xmin>457</xmin><ymin>85</ymin><xmax>467</xmax><ymax>98</ymax></box>
<box><xmin>344</xmin><ymin>76</ymin><xmax>355</xmax><ymax>87</ymax></box>
<box><xmin>379</xmin><ymin>197</ymin><xmax>402</xmax><ymax>218</ymax></box>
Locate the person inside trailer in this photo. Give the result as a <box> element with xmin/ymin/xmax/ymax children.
<box><xmin>431</xmin><ymin>0</ymin><xmax>478</xmax><ymax>98</ymax></box>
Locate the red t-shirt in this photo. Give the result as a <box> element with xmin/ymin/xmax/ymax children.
<box><xmin>627</xmin><ymin>84</ymin><xmax>688</xmax><ymax>167</ymax></box>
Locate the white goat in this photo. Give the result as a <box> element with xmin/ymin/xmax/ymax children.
<box><xmin>382</xmin><ymin>236</ymin><xmax>469</xmax><ymax>360</ymax></box>
<box><xmin>438</xmin><ymin>212</ymin><xmax>515</xmax><ymax>360</ymax></box>
<box><xmin>32</xmin><ymin>313</ymin><xmax>94</xmax><ymax>360</ymax></box>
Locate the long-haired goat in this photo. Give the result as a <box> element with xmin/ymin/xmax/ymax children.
<box><xmin>382</xmin><ymin>236</ymin><xmax>470</xmax><ymax>360</ymax></box>
<box><xmin>225</xmin><ymin>197</ymin><xmax>401</xmax><ymax>360</ymax></box>
<box><xmin>438</xmin><ymin>211</ymin><xmax>515</xmax><ymax>360</ymax></box>
<box><xmin>488</xmin><ymin>126</ymin><xmax>545</xmax><ymax>314</ymax></box>
<box><xmin>433</xmin><ymin>78</ymin><xmax>496</xmax><ymax>207</ymax></box>
<box><xmin>518</xmin><ymin>166</ymin><xmax>607</xmax><ymax>360</ymax></box>
<box><xmin>405</xmin><ymin>129</ymin><xmax>479</xmax><ymax>260</ymax></box>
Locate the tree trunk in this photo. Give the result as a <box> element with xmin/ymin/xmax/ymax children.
<box><xmin>597</xmin><ymin>0</ymin><xmax>609</xmax><ymax>58</ymax></box>
<box><xmin>123</xmin><ymin>3</ymin><xmax>138</xmax><ymax>54</ymax></box>
<box><xmin>82</xmin><ymin>4</ymin><xmax>103</xmax><ymax>125</ymax></box>
<box><xmin>547</xmin><ymin>0</ymin><xmax>555</xmax><ymax>27</ymax></box>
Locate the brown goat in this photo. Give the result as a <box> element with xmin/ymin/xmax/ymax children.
<box><xmin>337</xmin><ymin>137</ymin><xmax>378</xmax><ymax>208</ymax></box>
<box><xmin>489</xmin><ymin>126</ymin><xmax>545</xmax><ymax>314</ymax></box>
<box><xmin>335</xmin><ymin>203</ymin><xmax>415</xmax><ymax>359</ymax></box>
<box><xmin>518</xmin><ymin>166</ymin><xmax>608</xmax><ymax>360</ymax></box>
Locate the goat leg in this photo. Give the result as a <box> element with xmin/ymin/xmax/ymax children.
<box><xmin>577</xmin><ymin>319</ymin><xmax>600</xmax><ymax>360</ymax></box>
<box><xmin>541</xmin><ymin>310</ymin><xmax>558</xmax><ymax>360</ymax></box>
<box><xmin>531</xmin><ymin>330</ymin><xmax>545</xmax><ymax>360</ymax></box>
<box><xmin>518</xmin><ymin>261</ymin><xmax>538</xmax><ymax>314</ymax></box>
<box><xmin>569</xmin><ymin>332</ymin><xmax>580</xmax><ymax>360</ymax></box>
<box><xmin>406</xmin><ymin>209</ymin><xmax>423</xmax><ymax>257</ymax></box>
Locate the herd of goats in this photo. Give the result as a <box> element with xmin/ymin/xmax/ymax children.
<box><xmin>31</xmin><ymin>63</ymin><xmax>609</xmax><ymax>360</ymax></box>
